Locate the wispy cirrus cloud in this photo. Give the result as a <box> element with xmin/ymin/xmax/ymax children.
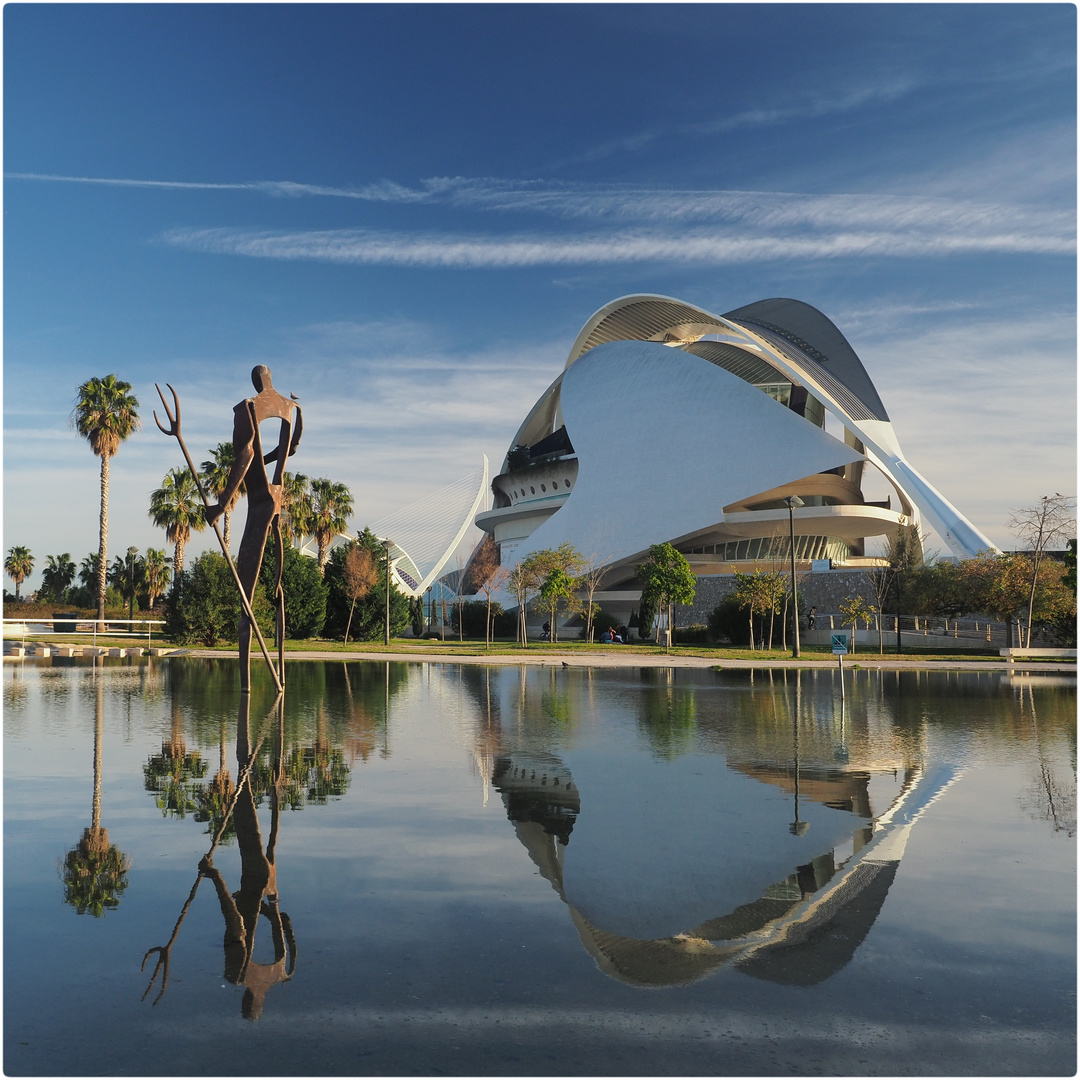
<box><xmin>160</xmin><ymin>221</ymin><xmax>1074</xmax><ymax>268</ymax></box>
<box><xmin>565</xmin><ymin>78</ymin><xmax>919</xmax><ymax>164</ymax></box>
<box><xmin>3</xmin><ymin>171</ymin><xmax>430</xmax><ymax>201</ymax></box>
<box><xmin>11</xmin><ymin>169</ymin><xmax>1072</xmax><ymax>234</ymax></box>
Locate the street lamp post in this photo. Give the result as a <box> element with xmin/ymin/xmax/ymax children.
<box><xmin>383</xmin><ymin>539</ymin><xmax>392</xmax><ymax>646</ymax></box>
<box><xmin>785</xmin><ymin>496</ymin><xmax>804</xmax><ymax>658</ymax></box>
<box><xmin>127</xmin><ymin>546</ymin><xmax>139</xmax><ymax>623</ymax></box>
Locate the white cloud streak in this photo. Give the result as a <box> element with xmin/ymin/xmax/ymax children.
<box><xmin>11</xmin><ymin>169</ymin><xmax>1073</xmax><ymax>234</ymax></box>
<box><xmin>160</xmin><ymin>221</ymin><xmax>1073</xmax><ymax>268</ymax></box>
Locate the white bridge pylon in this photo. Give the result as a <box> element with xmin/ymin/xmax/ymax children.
<box><xmin>304</xmin><ymin>457</ymin><xmax>490</xmax><ymax>598</ymax></box>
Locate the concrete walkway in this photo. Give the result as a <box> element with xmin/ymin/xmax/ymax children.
<box><xmin>173</xmin><ymin>646</ymin><xmax>1077</xmax><ymax>674</ymax></box>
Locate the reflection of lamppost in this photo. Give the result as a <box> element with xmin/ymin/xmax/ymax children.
<box><xmin>790</xmin><ymin>708</ymin><xmax>809</xmax><ymax>836</ymax></box>
<box><xmin>382</xmin><ymin>539</ymin><xmax>392</xmax><ymax>646</ymax></box>
<box><xmin>785</xmin><ymin>496</ymin><xmax>804</xmax><ymax>658</ymax></box>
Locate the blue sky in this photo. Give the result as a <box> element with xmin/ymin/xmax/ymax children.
<box><xmin>4</xmin><ymin>3</ymin><xmax>1076</xmax><ymax>591</ymax></box>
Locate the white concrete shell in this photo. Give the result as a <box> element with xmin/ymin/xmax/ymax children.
<box><xmin>477</xmin><ymin>294</ymin><xmax>994</xmax><ymax>579</ymax></box>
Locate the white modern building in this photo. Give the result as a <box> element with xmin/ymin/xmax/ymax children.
<box><xmin>475</xmin><ymin>294</ymin><xmax>994</xmax><ymax>604</ymax></box>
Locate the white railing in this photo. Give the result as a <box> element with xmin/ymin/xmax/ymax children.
<box><xmin>810</xmin><ymin>614</ymin><xmax>1059</xmax><ymax>647</ymax></box>
<box><xmin>2</xmin><ymin>617</ymin><xmax>166</xmax><ymax>650</ymax></box>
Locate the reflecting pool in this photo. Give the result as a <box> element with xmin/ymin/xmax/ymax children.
<box><xmin>4</xmin><ymin>658</ymin><xmax>1075</xmax><ymax>1076</ymax></box>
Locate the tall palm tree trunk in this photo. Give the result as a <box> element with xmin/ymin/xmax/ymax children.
<box><xmin>97</xmin><ymin>454</ymin><xmax>110</xmax><ymax>627</ymax></box>
<box><xmin>174</xmin><ymin>537</ymin><xmax>186</xmax><ymax>580</ymax></box>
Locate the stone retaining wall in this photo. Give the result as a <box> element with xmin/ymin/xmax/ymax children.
<box><xmin>677</xmin><ymin>570</ymin><xmax>878</xmax><ymax>628</ymax></box>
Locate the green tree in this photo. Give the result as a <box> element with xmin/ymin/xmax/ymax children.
<box><xmin>309</xmin><ymin>478</ymin><xmax>355</xmax><ymax>572</ymax></box>
<box><xmin>108</xmin><ymin>547</ymin><xmax>144</xmax><ymax>619</ymax></box>
<box><xmin>165</xmin><ymin>550</ymin><xmax>274</xmax><ymax>646</ymax></box>
<box><xmin>636</xmin><ymin>543</ymin><xmax>696</xmax><ymax>648</ymax></box>
<box><xmin>5</xmin><ymin>546</ymin><xmax>34</xmax><ymax>601</ymax></box>
<box><xmin>149</xmin><ymin>466</ymin><xmax>207</xmax><ymax>581</ymax></box>
<box><xmin>259</xmin><ymin>536</ymin><xmax>329</xmax><ymax>638</ymax></box>
<box><xmin>516</xmin><ymin>544</ymin><xmax>585</xmax><ymax>644</ymax></box>
<box><xmin>41</xmin><ymin>553</ymin><xmax>76</xmax><ymax>602</ymax></box>
<box><xmin>538</xmin><ymin>567</ymin><xmax>576</xmax><ymax>643</ymax></box>
<box><xmin>142</xmin><ymin>548</ymin><xmax>172</xmax><ymax>610</ymax></box>
<box><xmin>323</xmin><ymin>528</ymin><xmax>409</xmax><ymax>640</ymax></box>
<box><xmin>71</xmin><ymin>375</ymin><xmax>140</xmax><ymax>626</ymax></box>
<box><xmin>837</xmin><ymin>594</ymin><xmax>877</xmax><ymax>656</ymax></box>
<box><xmin>732</xmin><ymin>569</ymin><xmax>779</xmax><ymax>651</ymax></box>
<box><xmin>201</xmin><ymin>441</ymin><xmax>243</xmax><ymax>552</ymax></box>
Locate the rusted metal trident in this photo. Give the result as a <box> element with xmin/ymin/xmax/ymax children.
<box><xmin>154</xmin><ymin>383</ymin><xmax>283</xmax><ymax>693</ymax></box>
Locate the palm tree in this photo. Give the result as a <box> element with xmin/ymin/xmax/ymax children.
<box><xmin>78</xmin><ymin>552</ymin><xmax>101</xmax><ymax>603</ymax></box>
<box><xmin>71</xmin><ymin>375</ymin><xmax>140</xmax><ymax>626</ymax></box>
<box><xmin>280</xmin><ymin>472</ymin><xmax>313</xmax><ymax>547</ymax></box>
<box><xmin>5</xmin><ymin>546</ymin><xmax>34</xmax><ymax>600</ymax></box>
<box><xmin>108</xmin><ymin>547</ymin><xmax>144</xmax><ymax>620</ymax></box>
<box><xmin>309</xmin><ymin>478</ymin><xmax>354</xmax><ymax>572</ymax></box>
<box><xmin>142</xmin><ymin>548</ymin><xmax>171</xmax><ymax>610</ymax></box>
<box><xmin>41</xmin><ymin>553</ymin><xmax>76</xmax><ymax>602</ymax></box>
<box><xmin>201</xmin><ymin>441</ymin><xmax>244</xmax><ymax>552</ymax></box>
<box><xmin>149</xmin><ymin>467</ymin><xmax>207</xmax><ymax>581</ymax></box>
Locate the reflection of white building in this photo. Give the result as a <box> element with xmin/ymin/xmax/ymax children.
<box><xmin>476</xmin><ymin>295</ymin><xmax>994</xmax><ymax>592</ymax></box>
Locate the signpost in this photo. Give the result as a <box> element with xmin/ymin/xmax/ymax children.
<box><xmin>832</xmin><ymin>632</ymin><xmax>849</xmax><ymax>700</ymax></box>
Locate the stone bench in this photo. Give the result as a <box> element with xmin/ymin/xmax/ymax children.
<box><xmin>1000</xmin><ymin>648</ymin><xmax>1077</xmax><ymax>660</ymax></box>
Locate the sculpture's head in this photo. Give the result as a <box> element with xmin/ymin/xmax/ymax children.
<box><xmin>251</xmin><ymin>365</ymin><xmax>273</xmax><ymax>392</ymax></box>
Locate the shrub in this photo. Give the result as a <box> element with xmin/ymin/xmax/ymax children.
<box><xmin>165</xmin><ymin>552</ymin><xmax>274</xmax><ymax>646</ymax></box>
<box><xmin>452</xmin><ymin>599</ymin><xmax>505</xmax><ymax>638</ymax></box>
<box><xmin>708</xmin><ymin>596</ymin><xmax>751</xmax><ymax>645</ymax></box>
<box><xmin>259</xmin><ymin>538</ymin><xmax>328</xmax><ymax>638</ymax></box>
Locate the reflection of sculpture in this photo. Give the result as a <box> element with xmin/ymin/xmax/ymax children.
<box><xmin>199</xmin><ymin>696</ymin><xmax>296</xmax><ymax>1019</ymax></box>
<box><xmin>62</xmin><ymin>671</ymin><xmax>131</xmax><ymax>917</ymax></box>
<box><xmin>143</xmin><ymin>694</ymin><xmax>297</xmax><ymax>1019</ymax></box>
<box><xmin>205</xmin><ymin>367</ymin><xmax>302</xmax><ymax>693</ymax></box>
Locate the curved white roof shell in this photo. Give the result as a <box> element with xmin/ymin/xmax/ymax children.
<box><xmin>489</xmin><ymin>294</ymin><xmax>993</xmax><ymax>564</ymax></box>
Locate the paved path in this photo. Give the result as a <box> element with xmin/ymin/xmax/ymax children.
<box><xmin>174</xmin><ymin>647</ymin><xmax>1076</xmax><ymax>674</ymax></box>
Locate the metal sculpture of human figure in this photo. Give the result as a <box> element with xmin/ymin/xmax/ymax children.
<box><xmin>206</xmin><ymin>366</ymin><xmax>302</xmax><ymax>692</ymax></box>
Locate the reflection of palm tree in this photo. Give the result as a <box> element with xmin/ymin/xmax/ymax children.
<box><xmin>143</xmin><ymin>699</ymin><xmax>207</xmax><ymax>818</ymax></box>
<box><xmin>194</xmin><ymin>716</ymin><xmax>237</xmax><ymax>841</ymax></box>
<box><xmin>62</xmin><ymin>675</ymin><xmax>131</xmax><ymax>916</ymax></box>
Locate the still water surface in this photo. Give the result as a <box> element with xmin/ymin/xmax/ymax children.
<box><xmin>3</xmin><ymin>658</ymin><xmax>1075</xmax><ymax>1076</ymax></box>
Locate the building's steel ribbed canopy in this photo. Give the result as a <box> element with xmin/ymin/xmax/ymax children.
<box><xmin>682</xmin><ymin>340</ymin><xmax>790</xmax><ymax>386</ymax></box>
<box><xmin>724</xmin><ymin>298</ymin><xmax>889</xmax><ymax>421</ymax></box>
<box><xmin>571</xmin><ymin>298</ymin><xmax>719</xmax><ymax>358</ymax></box>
